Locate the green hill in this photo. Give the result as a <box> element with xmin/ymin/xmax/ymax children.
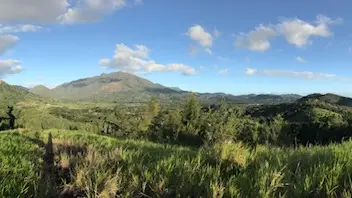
<box><xmin>30</xmin><ymin>85</ymin><xmax>52</xmax><ymax>97</ymax></box>
<box><xmin>298</xmin><ymin>93</ymin><xmax>352</xmax><ymax>107</ymax></box>
<box><xmin>0</xmin><ymin>81</ymin><xmax>41</xmax><ymax>108</ymax></box>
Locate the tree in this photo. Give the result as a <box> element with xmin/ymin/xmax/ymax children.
<box><xmin>181</xmin><ymin>94</ymin><xmax>201</xmax><ymax>136</ymax></box>
<box><xmin>141</xmin><ymin>97</ymin><xmax>160</xmax><ymax>132</ymax></box>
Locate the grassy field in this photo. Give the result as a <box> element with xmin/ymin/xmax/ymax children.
<box><xmin>0</xmin><ymin>131</ymin><xmax>44</xmax><ymax>197</ymax></box>
<box><xmin>2</xmin><ymin>129</ymin><xmax>352</xmax><ymax>197</ymax></box>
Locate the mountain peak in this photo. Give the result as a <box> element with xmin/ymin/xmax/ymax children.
<box><xmin>31</xmin><ymin>85</ymin><xmax>50</xmax><ymax>90</ymax></box>
<box><xmin>0</xmin><ymin>80</ymin><xmax>7</xmax><ymax>85</ymax></box>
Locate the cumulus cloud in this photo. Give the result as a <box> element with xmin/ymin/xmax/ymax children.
<box><xmin>235</xmin><ymin>15</ymin><xmax>341</xmax><ymax>51</ymax></box>
<box><xmin>0</xmin><ymin>59</ymin><xmax>23</xmax><ymax>78</ymax></box>
<box><xmin>187</xmin><ymin>25</ymin><xmax>213</xmax><ymax>47</ymax></box>
<box><xmin>235</xmin><ymin>24</ymin><xmax>277</xmax><ymax>52</ymax></box>
<box><xmin>295</xmin><ymin>56</ymin><xmax>306</xmax><ymax>63</ymax></box>
<box><xmin>0</xmin><ymin>0</ymin><xmax>134</xmax><ymax>24</ymax></box>
<box><xmin>276</xmin><ymin>15</ymin><xmax>336</xmax><ymax>47</ymax></box>
<box><xmin>0</xmin><ymin>24</ymin><xmax>43</xmax><ymax>34</ymax></box>
<box><xmin>245</xmin><ymin>68</ymin><xmax>336</xmax><ymax>80</ymax></box>
<box><xmin>0</xmin><ymin>0</ymin><xmax>69</xmax><ymax>23</ymax></box>
<box><xmin>59</xmin><ymin>0</ymin><xmax>126</xmax><ymax>24</ymax></box>
<box><xmin>0</xmin><ymin>35</ymin><xmax>19</xmax><ymax>55</ymax></box>
<box><xmin>100</xmin><ymin>44</ymin><xmax>196</xmax><ymax>76</ymax></box>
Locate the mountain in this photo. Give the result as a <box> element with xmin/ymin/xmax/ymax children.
<box><xmin>28</xmin><ymin>72</ymin><xmax>301</xmax><ymax>104</ymax></box>
<box><xmin>46</xmin><ymin>72</ymin><xmax>174</xmax><ymax>100</ymax></box>
<box><xmin>0</xmin><ymin>81</ymin><xmax>42</xmax><ymax>111</ymax></box>
<box><xmin>14</xmin><ymin>85</ymin><xmax>30</xmax><ymax>91</ymax></box>
<box><xmin>169</xmin><ymin>87</ymin><xmax>183</xmax><ymax>92</ymax></box>
<box><xmin>30</xmin><ymin>85</ymin><xmax>52</xmax><ymax>97</ymax></box>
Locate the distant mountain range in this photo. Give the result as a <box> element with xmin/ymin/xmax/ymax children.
<box><xmin>3</xmin><ymin>72</ymin><xmax>352</xmax><ymax>106</ymax></box>
<box><xmin>27</xmin><ymin>72</ymin><xmax>302</xmax><ymax>104</ymax></box>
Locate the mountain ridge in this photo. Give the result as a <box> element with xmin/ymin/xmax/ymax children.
<box><xmin>24</xmin><ymin>71</ymin><xmax>303</xmax><ymax>104</ymax></box>
<box><xmin>6</xmin><ymin>73</ymin><xmax>352</xmax><ymax>105</ymax></box>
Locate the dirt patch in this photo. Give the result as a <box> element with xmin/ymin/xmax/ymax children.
<box><xmin>101</xmin><ymin>82</ymin><xmax>122</xmax><ymax>92</ymax></box>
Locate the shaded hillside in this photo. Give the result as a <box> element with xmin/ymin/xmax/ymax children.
<box><xmin>298</xmin><ymin>93</ymin><xmax>352</xmax><ymax>107</ymax></box>
<box><xmin>247</xmin><ymin>93</ymin><xmax>352</xmax><ymax>119</ymax></box>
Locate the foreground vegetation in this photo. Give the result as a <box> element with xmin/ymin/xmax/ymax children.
<box><xmin>0</xmin><ymin>131</ymin><xmax>43</xmax><ymax>197</ymax></box>
<box><xmin>4</xmin><ymin>82</ymin><xmax>352</xmax><ymax>197</ymax></box>
<box><xmin>3</xmin><ymin>129</ymin><xmax>352</xmax><ymax>197</ymax></box>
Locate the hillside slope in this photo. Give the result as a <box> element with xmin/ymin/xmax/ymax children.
<box><xmin>0</xmin><ymin>81</ymin><xmax>41</xmax><ymax>108</ymax></box>
<box><xmin>48</xmin><ymin>72</ymin><xmax>170</xmax><ymax>100</ymax></box>
<box><xmin>298</xmin><ymin>93</ymin><xmax>352</xmax><ymax>107</ymax></box>
<box><xmin>30</xmin><ymin>85</ymin><xmax>52</xmax><ymax>97</ymax></box>
<box><xmin>28</xmin><ymin>72</ymin><xmax>301</xmax><ymax>104</ymax></box>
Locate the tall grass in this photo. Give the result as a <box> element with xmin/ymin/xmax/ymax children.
<box><xmin>44</xmin><ymin>130</ymin><xmax>352</xmax><ymax>197</ymax></box>
<box><xmin>0</xmin><ymin>131</ymin><xmax>44</xmax><ymax>197</ymax></box>
<box><xmin>3</xmin><ymin>129</ymin><xmax>352</xmax><ymax>197</ymax></box>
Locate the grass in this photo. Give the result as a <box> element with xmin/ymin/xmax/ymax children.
<box><xmin>0</xmin><ymin>131</ymin><xmax>44</xmax><ymax>197</ymax></box>
<box><xmin>3</xmin><ymin>129</ymin><xmax>352</xmax><ymax>197</ymax></box>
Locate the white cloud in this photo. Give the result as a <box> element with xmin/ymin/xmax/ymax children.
<box><xmin>295</xmin><ymin>56</ymin><xmax>306</xmax><ymax>63</ymax></box>
<box><xmin>189</xmin><ymin>44</ymin><xmax>198</xmax><ymax>56</ymax></box>
<box><xmin>59</xmin><ymin>0</ymin><xmax>126</xmax><ymax>24</ymax></box>
<box><xmin>315</xmin><ymin>14</ymin><xmax>343</xmax><ymax>25</ymax></box>
<box><xmin>204</xmin><ymin>48</ymin><xmax>212</xmax><ymax>55</ymax></box>
<box><xmin>0</xmin><ymin>35</ymin><xmax>19</xmax><ymax>55</ymax></box>
<box><xmin>0</xmin><ymin>24</ymin><xmax>43</xmax><ymax>34</ymax></box>
<box><xmin>100</xmin><ymin>43</ymin><xmax>196</xmax><ymax>76</ymax></box>
<box><xmin>213</xmin><ymin>28</ymin><xmax>221</xmax><ymax>37</ymax></box>
<box><xmin>0</xmin><ymin>59</ymin><xmax>23</xmax><ymax>78</ymax></box>
<box><xmin>187</xmin><ymin>25</ymin><xmax>213</xmax><ymax>47</ymax></box>
<box><xmin>0</xmin><ymin>0</ymin><xmax>133</xmax><ymax>24</ymax></box>
<box><xmin>245</xmin><ymin>68</ymin><xmax>336</xmax><ymax>80</ymax></box>
<box><xmin>0</xmin><ymin>0</ymin><xmax>69</xmax><ymax>23</ymax></box>
<box><xmin>218</xmin><ymin>68</ymin><xmax>228</xmax><ymax>75</ymax></box>
<box><xmin>235</xmin><ymin>24</ymin><xmax>277</xmax><ymax>52</ymax></box>
<box><xmin>235</xmin><ymin>15</ymin><xmax>341</xmax><ymax>51</ymax></box>
<box><xmin>276</xmin><ymin>15</ymin><xmax>335</xmax><ymax>47</ymax></box>
<box><xmin>199</xmin><ymin>66</ymin><xmax>206</xmax><ymax>70</ymax></box>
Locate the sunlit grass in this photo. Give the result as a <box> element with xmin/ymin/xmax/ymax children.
<box><xmin>0</xmin><ymin>131</ymin><xmax>44</xmax><ymax>198</ymax></box>
<box><xmin>3</xmin><ymin>129</ymin><xmax>352</xmax><ymax>197</ymax></box>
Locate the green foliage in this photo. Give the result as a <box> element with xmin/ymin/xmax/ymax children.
<box><xmin>5</xmin><ymin>130</ymin><xmax>352</xmax><ymax>197</ymax></box>
<box><xmin>0</xmin><ymin>131</ymin><xmax>44</xmax><ymax>197</ymax></box>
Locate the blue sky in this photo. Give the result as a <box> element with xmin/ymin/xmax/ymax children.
<box><xmin>0</xmin><ymin>0</ymin><xmax>352</xmax><ymax>96</ymax></box>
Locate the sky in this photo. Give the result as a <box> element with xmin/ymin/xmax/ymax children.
<box><xmin>0</xmin><ymin>0</ymin><xmax>352</xmax><ymax>96</ymax></box>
